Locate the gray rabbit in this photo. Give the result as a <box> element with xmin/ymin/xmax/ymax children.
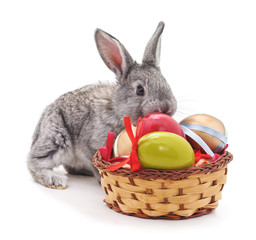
<box><xmin>27</xmin><ymin>22</ymin><xmax>177</xmax><ymax>189</ymax></box>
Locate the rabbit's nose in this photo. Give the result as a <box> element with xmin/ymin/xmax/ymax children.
<box><xmin>158</xmin><ymin>102</ymin><xmax>169</xmax><ymax>113</ymax></box>
<box><xmin>158</xmin><ymin>100</ymin><xmax>176</xmax><ymax>116</ymax></box>
<box><xmin>158</xmin><ymin>105</ymin><xmax>170</xmax><ymax>114</ymax></box>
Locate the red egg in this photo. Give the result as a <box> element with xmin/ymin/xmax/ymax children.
<box><xmin>137</xmin><ymin>113</ymin><xmax>185</xmax><ymax>138</ymax></box>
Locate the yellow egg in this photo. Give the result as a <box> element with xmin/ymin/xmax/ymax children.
<box><xmin>113</xmin><ymin>125</ymin><xmax>136</xmax><ymax>157</ymax></box>
<box><xmin>180</xmin><ymin>114</ymin><xmax>227</xmax><ymax>154</ymax></box>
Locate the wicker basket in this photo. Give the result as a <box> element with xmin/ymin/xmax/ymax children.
<box><xmin>93</xmin><ymin>151</ymin><xmax>233</xmax><ymax>220</ymax></box>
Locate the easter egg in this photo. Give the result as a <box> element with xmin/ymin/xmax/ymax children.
<box><xmin>180</xmin><ymin>114</ymin><xmax>227</xmax><ymax>154</ymax></box>
<box><xmin>113</xmin><ymin>125</ymin><xmax>136</xmax><ymax>157</ymax></box>
<box><xmin>137</xmin><ymin>132</ymin><xmax>194</xmax><ymax>170</ymax></box>
<box><xmin>137</xmin><ymin>112</ymin><xmax>185</xmax><ymax>138</ymax></box>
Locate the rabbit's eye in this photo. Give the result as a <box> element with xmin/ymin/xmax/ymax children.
<box><xmin>136</xmin><ymin>85</ymin><xmax>145</xmax><ymax>96</ymax></box>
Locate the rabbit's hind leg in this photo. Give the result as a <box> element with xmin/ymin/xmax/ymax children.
<box><xmin>27</xmin><ymin>112</ymin><xmax>73</xmax><ymax>189</ymax></box>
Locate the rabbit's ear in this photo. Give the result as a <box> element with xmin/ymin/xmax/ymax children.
<box><xmin>142</xmin><ymin>22</ymin><xmax>165</xmax><ymax>67</ymax></box>
<box><xmin>95</xmin><ymin>29</ymin><xmax>134</xmax><ymax>78</ymax></box>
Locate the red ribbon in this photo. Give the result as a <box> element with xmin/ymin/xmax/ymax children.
<box><xmin>99</xmin><ymin>116</ymin><xmax>143</xmax><ymax>172</ymax></box>
<box><xmin>124</xmin><ymin>116</ymin><xmax>143</xmax><ymax>171</ymax></box>
<box><xmin>99</xmin><ymin>132</ymin><xmax>115</xmax><ymax>161</ymax></box>
<box><xmin>194</xmin><ymin>149</ymin><xmax>212</xmax><ymax>164</ymax></box>
<box><xmin>194</xmin><ymin>144</ymin><xmax>229</xmax><ymax>164</ymax></box>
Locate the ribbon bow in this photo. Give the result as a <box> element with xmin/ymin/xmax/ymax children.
<box><xmin>99</xmin><ymin>116</ymin><xmax>143</xmax><ymax>172</ymax></box>
<box><xmin>124</xmin><ymin>116</ymin><xmax>143</xmax><ymax>171</ymax></box>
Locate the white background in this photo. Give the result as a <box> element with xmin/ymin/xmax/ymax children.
<box><xmin>0</xmin><ymin>0</ymin><xmax>255</xmax><ymax>239</ymax></box>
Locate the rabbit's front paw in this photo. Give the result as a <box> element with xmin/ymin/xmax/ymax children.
<box><xmin>37</xmin><ymin>170</ymin><xmax>68</xmax><ymax>190</ymax></box>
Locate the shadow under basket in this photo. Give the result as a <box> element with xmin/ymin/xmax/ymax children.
<box><xmin>93</xmin><ymin>151</ymin><xmax>233</xmax><ymax>220</ymax></box>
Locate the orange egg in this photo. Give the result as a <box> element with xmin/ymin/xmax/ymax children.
<box><xmin>180</xmin><ymin>114</ymin><xmax>227</xmax><ymax>154</ymax></box>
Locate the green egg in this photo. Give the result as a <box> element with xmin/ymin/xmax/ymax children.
<box><xmin>137</xmin><ymin>131</ymin><xmax>195</xmax><ymax>170</ymax></box>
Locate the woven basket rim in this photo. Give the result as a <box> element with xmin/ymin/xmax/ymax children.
<box><xmin>93</xmin><ymin>151</ymin><xmax>233</xmax><ymax>181</ymax></box>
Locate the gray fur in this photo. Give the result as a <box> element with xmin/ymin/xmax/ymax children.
<box><xmin>27</xmin><ymin>22</ymin><xmax>177</xmax><ymax>188</ymax></box>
